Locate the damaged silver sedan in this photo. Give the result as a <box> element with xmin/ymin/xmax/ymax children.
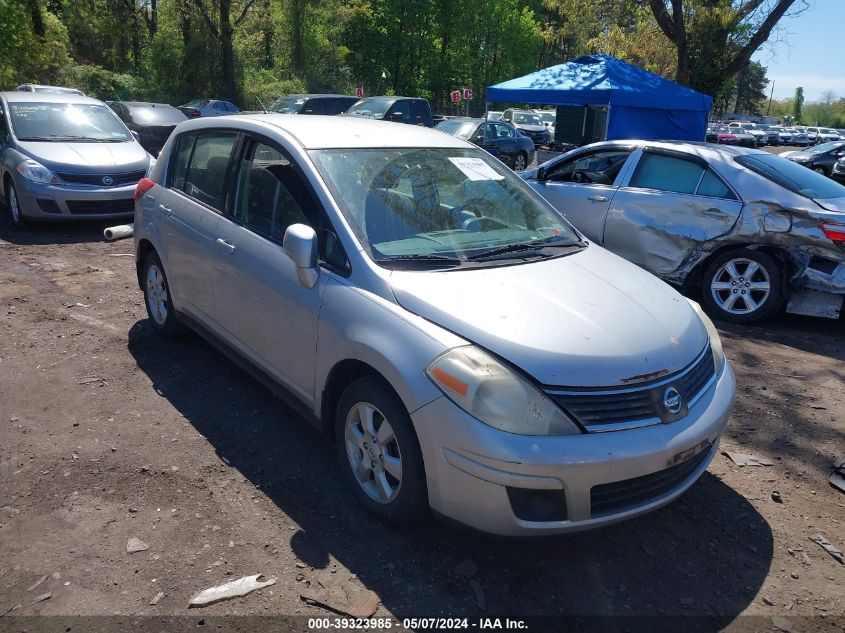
<box><xmin>522</xmin><ymin>141</ymin><xmax>845</xmax><ymax>323</ymax></box>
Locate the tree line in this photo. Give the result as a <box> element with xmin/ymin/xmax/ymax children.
<box><xmin>0</xmin><ymin>0</ymin><xmax>806</xmax><ymax>115</ymax></box>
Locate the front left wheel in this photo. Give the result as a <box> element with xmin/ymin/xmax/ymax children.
<box><xmin>512</xmin><ymin>152</ymin><xmax>527</xmax><ymax>172</ymax></box>
<box><xmin>335</xmin><ymin>376</ymin><xmax>428</xmax><ymax>525</ymax></box>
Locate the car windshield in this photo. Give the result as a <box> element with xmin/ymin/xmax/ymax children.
<box><xmin>537</xmin><ymin>112</ymin><xmax>555</xmax><ymax>123</ymax></box>
<box><xmin>347</xmin><ymin>99</ymin><xmax>393</xmax><ymax>118</ymax></box>
<box><xmin>435</xmin><ymin>120</ymin><xmax>479</xmax><ymax>140</ymax></box>
<box><xmin>741</xmin><ymin>124</ymin><xmax>754</xmax><ymax>129</ymax></box>
<box><xmin>736</xmin><ymin>153</ymin><xmax>845</xmax><ymax>200</ymax></box>
<box><xmin>309</xmin><ymin>147</ymin><xmax>583</xmax><ymax>268</ymax></box>
<box><xmin>268</xmin><ymin>96</ymin><xmax>306</xmax><ymax>114</ymax></box>
<box><xmin>9</xmin><ymin>102</ymin><xmax>132</xmax><ymax>142</ymax></box>
<box><xmin>513</xmin><ymin>113</ymin><xmax>543</xmax><ymax>125</ymax></box>
<box><xmin>127</xmin><ymin>105</ymin><xmax>187</xmax><ymax>125</ymax></box>
<box><xmin>808</xmin><ymin>141</ymin><xmax>845</xmax><ymax>154</ymax></box>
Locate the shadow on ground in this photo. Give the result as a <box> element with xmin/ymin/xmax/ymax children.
<box><xmin>0</xmin><ymin>210</ymin><xmax>114</xmax><ymax>246</ymax></box>
<box><xmin>128</xmin><ymin>319</ymin><xmax>772</xmax><ymax>626</ymax></box>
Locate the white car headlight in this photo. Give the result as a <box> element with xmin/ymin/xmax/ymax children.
<box><xmin>17</xmin><ymin>159</ymin><xmax>62</xmax><ymax>185</ymax></box>
<box><xmin>426</xmin><ymin>346</ymin><xmax>581</xmax><ymax>435</ymax></box>
<box><xmin>687</xmin><ymin>298</ymin><xmax>726</xmax><ymax>374</ymax></box>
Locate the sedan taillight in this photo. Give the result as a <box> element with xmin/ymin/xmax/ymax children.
<box><xmin>820</xmin><ymin>222</ymin><xmax>845</xmax><ymax>242</ymax></box>
<box><xmin>134</xmin><ymin>177</ymin><xmax>155</xmax><ymax>202</ymax></box>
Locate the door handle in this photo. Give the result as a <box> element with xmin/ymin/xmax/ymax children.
<box><xmin>702</xmin><ymin>207</ymin><xmax>726</xmax><ymax>215</ymax></box>
<box><xmin>216</xmin><ymin>238</ymin><xmax>235</xmax><ymax>254</ymax></box>
<box><xmin>158</xmin><ymin>204</ymin><xmax>172</xmax><ymax>217</ymax></box>
<box><xmin>587</xmin><ymin>195</ymin><xmax>609</xmax><ymax>202</ymax></box>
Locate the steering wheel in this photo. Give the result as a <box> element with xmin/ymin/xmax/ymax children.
<box><xmin>571</xmin><ymin>170</ymin><xmax>589</xmax><ymax>183</ymax></box>
<box><xmin>451</xmin><ymin>197</ymin><xmax>497</xmax><ymax>218</ymax></box>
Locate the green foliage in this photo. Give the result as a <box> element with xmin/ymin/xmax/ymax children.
<box><xmin>60</xmin><ymin>65</ymin><xmax>142</xmax><ymax>101</ymax></box>
<box><xmin>792</xmin><ymin>87</ymin><xmax>804</xmax><ymax>124</ymax></box>
<box><xmin>0</xmin><ymin>0</ymin><xmax>795</xmax><ymax>116</ymax></box>
<box><xmin>0</xmin><ymin>2</ymin><xmax>71</xmax><ymax>89</ymax></box>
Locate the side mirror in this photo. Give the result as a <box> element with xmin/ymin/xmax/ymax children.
<box><xmin>283</xmin><ymin>223</ymin><xmax>319</xmax><ymax>288</ymax></box>
<box><xmin>536</xmin><ymin>166</ymin><xmax>546</xmax><ymax>181</ymax></box>
<box><xmin>131</xmin><ymin>131</ymin><xmax>141</xmax><ymax>143</ymax></box>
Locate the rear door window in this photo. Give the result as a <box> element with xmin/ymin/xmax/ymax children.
<box><xmin>174</xmin><ymin>132</ymin><xmax>238</xmax><ymax>211</ymax></box>
<box><xmin>388</xmin><ymin>100</ymin><xmax>411</xmax><ymax>123</ymax></box>
<box><xmin>696</xmin><ymin>168</ymin><xmax>736</xmax><ymax>200</ymax></box>
<box><xmin>629</xmin><ymin>152</ymin><xmax>704</xmax><ymax>194</ymax></box>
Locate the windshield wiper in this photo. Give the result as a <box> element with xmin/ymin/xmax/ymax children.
<box><xmin>466</xmin><ymin>238</ymin><xmax>585</xmax><ymax>261</ymax></box>
<box><xmin>16</xmin><ymin>136</ymin><xmax>59</xmax><ymax>142</ymax></box>
<box><xmin>375</xmin><ymin>253</ymin><xmax>464</xmax><ymax>268</ymax></box>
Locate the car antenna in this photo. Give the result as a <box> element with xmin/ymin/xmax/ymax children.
<box><xmin>255</xmin><ymin>95</ymin><xmax>269</xmax><ymax>114</ymax></box>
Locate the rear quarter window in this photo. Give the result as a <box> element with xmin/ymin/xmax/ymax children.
<box><xmin>736</xmin><ymin>154</ymin><xmax>845</xmax><ymax>200</ymax></box>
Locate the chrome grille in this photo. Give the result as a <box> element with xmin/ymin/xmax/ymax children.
<box><xmin>547</xmin><ymin>345</ymin><xmax>716</xmax><ymax>432</ymax></box>
<box><xmin>57</xmin><ymin>170</ymin><xmax>146</xmax><ymax>186</ymax></box>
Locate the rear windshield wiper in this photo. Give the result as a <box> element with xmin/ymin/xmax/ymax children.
<box><xmin>466</xmin><ymin>238</ymin><xmax>585</xmax><ymax>261</ymax></box>
<box><xmin>374</xmin><ymin>253</ymin><xmax>464</xmax><ymax>268</ymax></box>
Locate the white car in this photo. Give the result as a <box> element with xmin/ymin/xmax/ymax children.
<box><xmin>133</xmin><ymin>115</ymin><xmax>735</xmax><ymax>536</ymax></box>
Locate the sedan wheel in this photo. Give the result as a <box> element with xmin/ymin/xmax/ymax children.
<box><xmin>6</xmin><ymin>181</ymin><xmax>25</xmax><ymax>227</ymax></box>
<box><xmin>335</xmin><ymin>376</ymin><xmax>428</xmax><ymax>524</ymax></box>
<box><xmin>141</xmin><ymin>252</ymin><xmax>182</xmax><ymax>338</ymax></box>
<box><xmin>701</xmin><ymin>249</ymin><xmax>784</xmax><ymax>324</ymax></box>
<box><xmin>814</xmin><ymin>166</ymin><xmax>827</xmax><ymax>176</ymax></box>
<box><xmin>344</xmin><ymin>402</ymin><xmax>403</xmax><ymax>504</ymax></box>
<box><xmin>512</xmin><ymin>153</ymin><xmax>527</xmax><ymax>172</ymax></box>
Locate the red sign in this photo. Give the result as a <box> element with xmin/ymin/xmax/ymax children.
<box><xmin>450</xmin><ymin>90</ymin><xmax>461</xmax><ymax>103</ymax></box>
<box><xmin>355</xmin><ymin>86</ymin><xmax>364</xmax><ymax>98</ymax></box>
<box><xmin>463</xmin><ymin>88</ymin><xmax>473</xmax><ymax>100</ymax></box>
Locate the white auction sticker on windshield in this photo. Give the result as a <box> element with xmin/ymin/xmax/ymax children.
<box><xmin>448</xmin><ymin>157</ymin><xmax>504</xmax><ymax>181</ymax></box>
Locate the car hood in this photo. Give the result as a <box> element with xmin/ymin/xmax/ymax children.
<box><xmin>785</xmin><ymin>152</ymin><xmax>810</xmax><ymax>161</ymax></box>
<box><xmin>515</xmin><ymin>124</ymin><xmax>547</xmax><ymax>132</ymax></box>
<box><xmin>389</xmin><ymin>245</ymin><xmax>708</xmax><ymax>387</ymax></box>
<box><xmin>16</xmin><ymin>140</ymin><xmax>150</xmax><ymax>172</ymax></box>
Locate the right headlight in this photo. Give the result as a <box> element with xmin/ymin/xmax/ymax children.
<box><xmin>687</xmin><ymin>299</ymin><xmax>726</xmax><ymax>374</ymax></box>
<box><xmin>17</xmin><ymin>159</ymin><xmax>62</xmax><ymax>185</ymax></box>
<box><xmin>425</xmin><ymin>346</ymin><xmax>581</xmax><ymax>436</ymax></box>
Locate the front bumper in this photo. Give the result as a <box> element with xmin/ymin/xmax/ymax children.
<box><xmin>412</xmin><ymin>361</ymin><xmax>735</xmax><ymax>536</ymax></box>
<box><xmin>13</xmin><ymin>174</ymin><xmax>137</xmax><ymax>221</ymax></box>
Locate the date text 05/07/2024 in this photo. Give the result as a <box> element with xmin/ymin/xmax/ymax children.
<box><xmin>307</xmin><ymin>617</ymin><xmax>529</xmax><ymax>630</ymax></box>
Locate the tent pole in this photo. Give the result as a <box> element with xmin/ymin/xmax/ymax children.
<box><xmin>604</xmin><ymin>104</ymin><xmax>611</xmax><ymax>141</ymax></box>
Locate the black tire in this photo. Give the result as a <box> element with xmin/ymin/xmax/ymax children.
<box><xmin>700</xmin><ymin>248</ymin><xmax>785</xmax><ymax>324</ymax></box>
<box><xmin>813</xmin><ymin>166</ymin><xmax>828</xmax><ymax>176</ymax></box>
<box><xmin>512</xmin><ymin>152</ymin><xmax>527</xmax><ymax>172</ymax></box>
<box><xmin>141</xmin><ymin>251</ymin><xmax>183</xmax><ymax>338</ymax></box>
<box><xmin>335</xmin><ymin>376</ymin><xmax>428</xmax><ymax>525</ymax></box>
<box><xmin>5</xmin><ymin>179</ymin><xmax>26</xmax><ymax>228</ymax></box>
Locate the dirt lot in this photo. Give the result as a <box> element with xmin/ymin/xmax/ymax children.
<box><xmin>0</xmin><ymin>215</ymin><xmax>843</xmax><ymax>631</ymax></box>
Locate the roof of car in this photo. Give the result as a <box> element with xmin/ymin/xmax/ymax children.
<box><xmin>1</xmin><ymin>91</ymin><xmax>103</xmax><ymax>105</ymax></box>
<box><xmin>280</xmin><ymin>94</ymin><xmax>358</xmax><ymax>99</ymax></box>
<box><xmin>353</xmin><ymin>96</ymin><xmax>423</xmax><ymax>102</ymax></box>
<box><xmin>178</xmin><ymin>114</ymin><xmax>470</xmax><ymax>150</ymax></box>
<box><xmin>115</xmin><ymin>101</ymin><xmax>178</xmax><ymax>107</ymax></box>
<box><xmin>590</xmin><ymin>139</ymin><xmax>766</xmax><ymax>160</ymax></box>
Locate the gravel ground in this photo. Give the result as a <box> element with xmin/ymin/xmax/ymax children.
<box><xmin>0</xmin><ymin>213</ymin><xmax>843</xmax><ymax>631</ymax></box>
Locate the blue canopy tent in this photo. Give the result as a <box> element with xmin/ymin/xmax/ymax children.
<box><xmin>486</xmin><ymin>54</ymin><xmax>712</xmax><ymax>142</ymax></box>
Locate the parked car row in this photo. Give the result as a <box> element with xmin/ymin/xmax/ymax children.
<box><xmin>782</xmin><ymin>140</ymin><xmax>845</xmax><ymax>177</ymax></box>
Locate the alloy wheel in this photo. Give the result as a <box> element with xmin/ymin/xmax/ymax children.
<box><xmin>9</xmin><ymin>185</ymin><xmax>20</xmax><ymax>224</ymax></box>
<box><xmin>513</xmin><ymin>154</ymin><xmax>527</xmax><ymax>171</ymax></box>
<box><xmin>710</xmin><ymin>257</ymin><xmax>771</xmax><ymax>316</ymax></box>
<box><xmin>344</xmin><ymin>402</ymin><xmax>403</xmax><ymax>504</ymax></box>
<box><xmin>145</xmin><ymin>264</ymin><xmax>169</xmax><ymax>325</ymax></box>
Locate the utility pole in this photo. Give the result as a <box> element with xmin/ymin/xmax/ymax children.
<box><xmin>767</xmin><ymin>80</ymin><xmax>775</xmax><ymax>116</ymax></box>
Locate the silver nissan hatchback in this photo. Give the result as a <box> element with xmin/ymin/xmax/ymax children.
<box><xmin>134</xmin><ymin>115</ymin><xmax>736</xmax><ymax>536</ymax></box>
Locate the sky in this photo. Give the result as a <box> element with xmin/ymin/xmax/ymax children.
<box><xmin>751</xmin><ymin>0</ymin><xmax>845</xmax><ymax>103</ymax></box>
